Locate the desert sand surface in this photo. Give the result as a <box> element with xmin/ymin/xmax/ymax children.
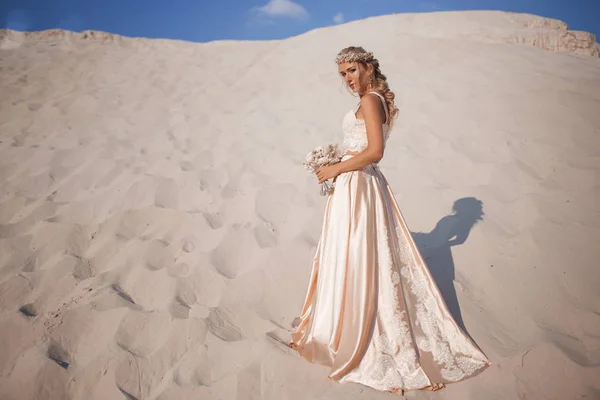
<box><xmin>1</xmin><ymin>10</ymin><xmax>599</xmax><ymax>400</ymax></box>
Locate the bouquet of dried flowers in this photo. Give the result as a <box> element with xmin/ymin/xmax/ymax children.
<box><xmin>302</xmin><ymin>144</ymin><xmax>342</xmax><ymax>196</ymax></box>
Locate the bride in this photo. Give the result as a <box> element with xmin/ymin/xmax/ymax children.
<box><xmin>289</xmin><ymin>46</ymin><xmax>491</xmax><ymax>394</ymax></box>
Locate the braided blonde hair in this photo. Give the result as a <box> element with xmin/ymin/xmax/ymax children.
<box><xmin>336</xmin><ymin>46</ymin><xmax>399</xmax><ymax>128</ymax></box>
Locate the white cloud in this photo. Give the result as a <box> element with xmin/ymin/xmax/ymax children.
<box><xmin>333</xmin><ymin>12</ymin><xmax>344</xmax><ymax>24</ymax></box>
<box><xmin>256</xmin><ymin>0</ymin><xmax>309</xmax><ymax>20</ymax></box>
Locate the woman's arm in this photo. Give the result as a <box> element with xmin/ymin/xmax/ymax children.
<box><xmin>316</xmin><ymin>94</ymin><xmax>386</xmax><ymax>183</ymax></box>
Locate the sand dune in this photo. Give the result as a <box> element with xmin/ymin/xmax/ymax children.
<box><xmin>1</xmin><ymin>10</ymin><xmax>599</xmax><ymax>400</ymax></box>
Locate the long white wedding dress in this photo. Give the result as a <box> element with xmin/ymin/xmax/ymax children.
<box><xmin>290</xmin><ymin>92</ymin><xmax>491</xmax><ymax>393</ymax></box>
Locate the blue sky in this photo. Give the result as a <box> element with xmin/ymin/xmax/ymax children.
<box><xmin>1</xmin><ymin>0</ymin><xmax>598</xmax><ymax>43</ymax></box>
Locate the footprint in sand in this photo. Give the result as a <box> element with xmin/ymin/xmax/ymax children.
<box><xmin>176</xmin><ymin>277</ymin><xmax>197</xmax><ymax>307</ymax></box>
<box><xmin>144</xmin><ymin>239</ymin><xmax>175</xmax><ymax>271</ymax></box>
<box><xmin>47</xmin><ymin>306</ymin><xmax>128</xmax><ymax>369</ymax></box>
<box><xmin>205</xmin><ymin>307</ymin><xmax>245</xmax><ymax>341</ymax></box>
<box><xmin>19</xmin><ymin>303</ymin><xmax>38</xmax><ymax>317</ymax></box>
<box><xmin>169</xmin><ymin>300</ymin><xmax>190</xmax><ymax>319</ymax></box>
<box><xmin>115</xmin><ymin>310</ymin><xmax>172</xmax><ymax>357</ymax></box>
<box><xmin>27</xmin><ymin>102</ymin><xmax>43</xmax><ymax>111</ymax></box>
<box><xmin>154</xmin><ymin>178</ymin><xmax>179</xmax><ymax>209</ymax></box>
<box><xmin>0</xmin><ymin>275</ymin><xmax>34</xmax><ymax>312</ymax></box>
<box><xmin>181</xmin><ymin>237</ymin><xmax>195</xmax><ymax>253</ymax></box>
<box><xmin>167</xmin><ymin>262</ymin><xmax>190</xmax><ymax>277</ymax></box>
<box><xmin>111</xmin><ymin>283</ymin><xmax>137</xmax><ymax>306</ymax></box>
<box><xmin>115</xmin><ymin>318</ymin><xmax>208</xmax><ymax>399</ymax></box>
<box><xmin>113</xmin><ymin>266</ymin><xmax>176</xmax><ymax>311</ymax></box>
<box><xmin>181</xmin><ymin>337</ymin><xmax>261</xmax><ymax>387</ymax></box>
<box><xmin>180</xmin><ymin>160</ymin><xmax>194</xmax><ymax>171</ymax></box>
<box><xmin>185</xmin><ymin>266</ymin><xmax>224</xmax><ymax>308</ymax></box>
<box><xmin>254</xmin><ymin>182</ymin><xmax>296</xmax><ymax>230</ymax></box>
<box><xmin>202</xmin><ymin>212</ymin><xmax>222</xmax><ymax>229</ymax></box>
<box><xmin>72</xmin><ymin>255</ymin><xmax>94</xmax><ymax>281</ymax></box>
<box><xmin>47</xmin><ymin>340</ymin><xmax>70</xmax><ymax>369</ymax></box>
<box><xmin>191</xmin><ymin>150</ymin><xmax>214</xmax><ymax>170</ymax></box>
<box><xmin>253</xmin><ymin>222</ymin><xmax>278</xmax><ymax>248</ymax></box>
<box><xmin>209</xmin><ymin>229</ymin><xmax>259</xmax><ymax>279</ymax></box>
<box><xmin>197</xmin><ymin>168</ymin><xmax>225</xmax><ymax>192</ymax></box>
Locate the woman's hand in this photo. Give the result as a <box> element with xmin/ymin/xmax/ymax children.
<box><xmin>316</xmin><ymin>165</ymin><xmax>340</xmax><ymax>183</ymax></box>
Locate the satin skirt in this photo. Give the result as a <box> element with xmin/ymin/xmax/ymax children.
<box><xmin>291</xmin><ymin>156</ymin><xmax>491</xmax><ymax>392</ymax></box>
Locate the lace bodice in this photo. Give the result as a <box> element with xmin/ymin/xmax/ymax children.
<box><xmin>342</xmin><ymin>92</ymin><xmax>391</xmax><ymax>154</ymax></box>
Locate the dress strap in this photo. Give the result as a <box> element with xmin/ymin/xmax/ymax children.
<box><xmin>368</xmin><ymin>91</ymin><xmax>389</xmax><ymax>124</ymax></box>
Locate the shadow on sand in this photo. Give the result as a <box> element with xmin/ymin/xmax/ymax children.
<box><xmin>412</xmin><ymin>197</ymin><xmax>484</xmax><ymax>333</ymax></box>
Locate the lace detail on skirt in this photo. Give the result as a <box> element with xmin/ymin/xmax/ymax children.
<box><xmin>344</xmin><ymin>224</ymin><xmax>431</xmax><ymax>391</ymax></box>
<box><xmin>399</xmin><ymin>235</ymin><xmax>489</xmax><ymax>382</ymax></box>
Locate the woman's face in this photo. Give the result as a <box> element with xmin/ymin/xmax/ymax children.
<box><xmin>338</xmin><ymin>62</ymin><xmax>362</xmax><ymax>92</ymax></box>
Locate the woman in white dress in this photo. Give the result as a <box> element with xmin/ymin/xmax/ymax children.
<box><xmin>289</xmin><ymin>46</ymin><xmax>491</xmax><ymax>394</ymax></box>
